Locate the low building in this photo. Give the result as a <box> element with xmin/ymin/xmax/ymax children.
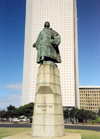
<box><xmin>79</xmin><ymin>86</ymin><xmax>100</xmax><ymax>113</ymax></box>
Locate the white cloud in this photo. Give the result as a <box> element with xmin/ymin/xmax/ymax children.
<box><xmin>3</xmin><ymin>83</ymin><xmax>22</xmax><ymax>90</ymax></box>
<box><xmin>0</xmin><ymin>93</ymin><xmax>21</xmax><ymax>110</ymax></box>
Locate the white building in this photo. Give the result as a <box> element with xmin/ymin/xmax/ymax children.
<box><xmin>22</xmin><ymin>0</ymin><xmax>79</xmax><ymax>108</ymax></box>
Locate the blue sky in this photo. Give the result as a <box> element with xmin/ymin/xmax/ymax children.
<box><xmin>0</xmin><ymin>0</ymin><xmax>100</xmax><ymax>110</ymax></box>
<box><xmin>77</xmin><ymin>0</ymin><xmax>100</xmax><ymax>86</ymax></box>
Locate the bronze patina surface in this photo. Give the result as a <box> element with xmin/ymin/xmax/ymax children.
<box><xmin>33</xmin><ymin>21</ymin><xmax>61</xmax><ymax>65</ymax></box>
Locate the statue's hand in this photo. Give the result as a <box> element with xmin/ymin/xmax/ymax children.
<box><xmin>33</xmin><ymin>43</ymin><xmax>36</xmax><ymax>47</ymax></box>
<box><xmin>51</xmin><ymin>34</ymin><xmax>61</xmax><ymax>47</ymax></box>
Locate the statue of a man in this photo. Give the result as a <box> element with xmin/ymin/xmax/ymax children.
<box><xmin>33</xmin><ymin>21</ymin><xmax>61</xmax><ymax>64</ymax></box>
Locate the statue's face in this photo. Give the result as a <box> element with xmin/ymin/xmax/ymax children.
<box><xmin>44</xmin><ymin>22</ymin><xmax>50</xmax><ymax>28</ymax></box>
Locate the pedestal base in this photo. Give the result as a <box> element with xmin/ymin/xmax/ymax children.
<box><xmin>31</xmin><ymin>64</ymin><xmax>65</xmax><ymax>137</ymax></box>
<box><xmin>2</xmin><ymin>132</ymin><xmax>81</xmax><ymax>139</ymax></box>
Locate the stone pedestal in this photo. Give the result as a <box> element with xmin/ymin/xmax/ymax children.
<box><xmin>31</xmin><ymin>64</ymin><xmax>65</xmax><ymax>137</ymax></box>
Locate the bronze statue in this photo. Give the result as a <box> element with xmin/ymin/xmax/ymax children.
<box><xmin>33</xmin><ymin>21</ymin><xmax>61</xmax><ymax>64</ymax></box>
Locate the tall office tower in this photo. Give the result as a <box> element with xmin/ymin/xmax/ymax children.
<box><xmin>22</xmin><ymin>0</ymin><xmax>79</xmax><ymax>108</ymax></box>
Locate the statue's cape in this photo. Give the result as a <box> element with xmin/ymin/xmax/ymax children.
<box><xmin>35</xmin><ymin>28</ymin><xmax>61</xmax><ymax>63</ymax></box>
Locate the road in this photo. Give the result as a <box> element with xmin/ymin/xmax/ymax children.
<box><xmin>65</xmin><ymin>124</ymin><xmax>100</xmax><ymax>131</ymax></box>
<box><xmin>0</xmin><ymin>123</ymin><xmax>100</xmax><ymax>131</ymax></box>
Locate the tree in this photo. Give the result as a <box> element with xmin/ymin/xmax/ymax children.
<box><xmin>0</xmin><ymin>110</ymin><xmax>6</xmax><ymax>118</ymax></box>
<box><xmin>95</xmin><ymin>116</ymin><xmax>100</xmax><ymax>124</ymax></box>
<box><xmin>7</xmin><ymin>105</ymin><xmax>16</xmax><ymax>111</ymax></box>
<box><xmin>97</xmin><ymin>109</ymin><xmax>100</xmax><ymax>116</ymax></box>
<box><xmin>15</xmin><ymin>102</ymin><xmax>34</xmax><ymax>118</ymax></box>
<box><xmin>63</xmin><ymin>108</ymin><xmax>70</xmax><ymax>119</ymax></box>
<box><xmin>70</xmin><ymin>107</ymin><xmax>79</xmax><ymax>119</ymax></box>
<box><xmin>0</xmin><ymin>103</ymin><xmax>34</xmax><ymax>119</ymax></box>
<box><xmin>75</xmin><ymin>108</ymin><xmax>96</xmax><ymax>123</ymax></box>
<box><xmin>5</xmin><ymin>105</ymin><xmax>17</xmax><ymax>118</ymax></box>
<box><xmin>76</xmin><ymin>109</ymin><xmax>85</xmax><ymax>122</ymax></box>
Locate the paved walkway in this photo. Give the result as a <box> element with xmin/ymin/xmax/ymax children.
<box><xmin>2</xmin><ymin>132</ymin><xmax>81</xmax><ymax>139</ymax></box>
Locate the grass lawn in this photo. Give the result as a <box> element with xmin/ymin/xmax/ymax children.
<box><xmin>65</xmin><ymin>129</ymin><xmax>100</xmax><ymax>139</ymax></box>
<box><xmin>0</xmin><ymin>128</ymin><xmax>100</xmax><ymax>139</ymax></box>
<box><xmin>0</xmin><ymin>128</ymin><xmax>31</xmax><ymax>139</ymax></box>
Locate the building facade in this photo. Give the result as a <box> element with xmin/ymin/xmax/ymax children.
<box><xmin>79</xmin><ymin>86</ymin><xmax>100</xmax><ymax>113</ymax></box>
<box><xmin>22</xmin><ymin>0</ymin><xmax>79</xmax><ymax>108</ymax></box>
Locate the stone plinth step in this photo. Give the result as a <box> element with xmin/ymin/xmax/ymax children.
<box><xmin>2</xmin><ymin>132</ymin><xmax>81</xmax><ymax>139</ymax></box>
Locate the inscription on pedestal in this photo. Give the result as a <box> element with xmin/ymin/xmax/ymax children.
<box><xmin>37</xmin><ymin>104</ymin><xmax>53</xmax><ymax>111</ymax></box>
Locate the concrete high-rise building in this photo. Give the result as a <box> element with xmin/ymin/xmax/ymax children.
<box><xmin>22</xmin><ymin>0</ymin><xmax>79</xmax><ymax>108</ymax></box>
<box><xmin>79</xmin><ymin>86</ymin><xmax>100</xmax><ymax>113</ymax></box>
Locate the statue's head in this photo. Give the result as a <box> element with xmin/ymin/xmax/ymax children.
<box><xmin>44</xmin><ymin>21</ymin><xmax>50</xmax><ymax>28</ymax></box>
